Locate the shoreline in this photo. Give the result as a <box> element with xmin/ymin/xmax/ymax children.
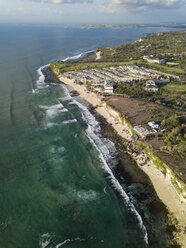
<box><xmin>58</xmin><ymin>74</ymin><xmax>186</xmax><ymax>247</ymax></box>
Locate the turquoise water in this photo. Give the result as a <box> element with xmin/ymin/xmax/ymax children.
<box><xmin>0</xmin><ymin>24</ymin><xmax>184</xmax><ymax>248</ymax></box>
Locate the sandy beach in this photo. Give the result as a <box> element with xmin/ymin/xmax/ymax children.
<box><xmin>96</xmin><ymin>51</ymin><xmax>102</xmax><ymax>60</ymax></box>
<box><xmin>59</xmin><ymin>74</ymin><xmax>186</xmax><ymax>247</ymax></box>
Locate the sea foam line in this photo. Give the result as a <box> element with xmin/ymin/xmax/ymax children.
<box><xmin>62</xmin><ymin>119</ymin><xmax>77</xmax><ymax>125</ymax></box>
<box><xmin>36</xmin><ymin>64</ymin><xmax>50</xmax><ymax>90</ymax></box>
<box><xmin>62</xmin><ymin>50</ymin><xmax>96</xmax><ymax>62</ymax></box>
<box><xmin>61</xmin><ymin>85</ymin><xmax>148</xmax><ymax>246</ymax></box>
<box><xmin>35</xmin><ymin>49</ymin><xmax>95</xmax><ymax>90</ymax></box>
<box><xmin>39</xmin><ymin>234</ymin><xmax>87</xmax><ymax>248</ymax></box>
<box><xmin>36</xmin><ymin>61</ymin><xmax>148</xmax><ymax>245</ymax></box>
<box><xmin>39</xmin><ymin>102</ymin><xmax>68</xmax><ymax>119</ymax></box>
<box><xmin>55</xmin><ymin>237</ymin><xmax>87</xmax><ymax>248</ymax></box>
<box><xmin>35</xmin><ymin>49</ymin><xmax>95</xmax><ymax>91</ymax></box>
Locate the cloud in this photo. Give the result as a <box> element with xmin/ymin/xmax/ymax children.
<box><xmin>29</xmin><ymin>0</ymin><xmax>93</xmax><ymax>3</ymax></box>
<box><xmin>107</xmin><ymin>0</ymin><xmax>185</xmax><ymax>9</ymax></box>
<box><xmin>18</xmin><ymin>7</ymin><xmax>24</xmax><ymax>11</ymax></box>
<box><xmin>27</xmin><ymin>0</ymin><xmax>185</xmax><ymax>10</ymax></box>
<box><xmin>51</xmin><ymin>0</ymin><xmax>92</xmax><ymax>2</ymax></box>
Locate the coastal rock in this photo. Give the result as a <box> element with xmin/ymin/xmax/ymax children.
<box><xmin>41</xmin><ymin>66</ymin><xmax>60</xmax><ymax>84</ymax></box>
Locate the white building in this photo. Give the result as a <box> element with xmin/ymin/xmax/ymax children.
<box><xmin>146</xmin><ymin>80</ymin><xmax>156</xmax><ymax>87</ymax></box>
<box><xmin>134</xmin><ymin>125</ymin><xmax>157</xmax><ymax>138</ymax></box>
<box><xmin>104</xmin><ymin>80</ymin><xmax>114</xmax><ymax>94</ymax></box>
<box><xmin>145</xmin><ymin>80</ymin><xmax>159</xmax><ymax>92</ymax></box>
<box><xmin>145</xmin><ymin>87</ymin><xmax>159</xmax><ymax>92</ymax></box>
<box><xmin>143</xmin><ymin>56</ymin><xmax>166</xmax><ymax>64</ymax></box>
<box><xmin>148</xmin><ymin>121</ymin><xmax>159</xmax><ymax>129</ymax></box>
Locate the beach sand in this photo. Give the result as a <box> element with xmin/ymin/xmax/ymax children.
<box><xmin>60</xmin><ymin>75</ymin><xmax>186</xmax><ymax>247</ymax></box>
<box><xmin>96</xmin><ymin>51</ymin><xmax>102</xmax><ymax>60</ymax></box>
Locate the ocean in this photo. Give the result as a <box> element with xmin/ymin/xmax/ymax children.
<box><xmin>0</xmin><ymin>24</ymin><xmax>184</xmax><ymax>248</ymax></box>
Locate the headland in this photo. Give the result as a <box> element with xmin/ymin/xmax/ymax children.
<box><xmin>47</xmin><ymin>29</ymin><xmax>186</xmax><ymax>247</ymax></box>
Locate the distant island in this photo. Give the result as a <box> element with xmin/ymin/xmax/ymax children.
<box><xmin>81</xmin><ymin>23</ymin><xmax>186</xmax><ymax>30</ymax></box>
<box><xmin>49</xmin><ymin>29</ymin><xmax>186</xmax><ymax>247</ymax></box>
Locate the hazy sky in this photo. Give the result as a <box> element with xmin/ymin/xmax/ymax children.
<box><xmin>0</xmin><ymin>0</ymin><xmax>186</xmax><ymax>24</ymax></box>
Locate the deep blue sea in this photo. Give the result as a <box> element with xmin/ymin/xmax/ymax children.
<box><xmin>0</xmin><ymin>24</ymin><xmax>184</xmax><ymax>248</ymax></box>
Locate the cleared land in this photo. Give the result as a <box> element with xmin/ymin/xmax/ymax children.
<box><xmin>106</xmin><ymin>96</ymin><xmax>173</xmax><ymax>125</ymax></box>
<box><xmin>105</xmin><ymin>96</ymin><xmax>186</xmax><ymax>183</ymax></box>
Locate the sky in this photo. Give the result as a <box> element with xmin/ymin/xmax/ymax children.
<box><xmin>0</xmin><ymin>0</ymin><xmax>186</xmax><ymax>24</ymax></box>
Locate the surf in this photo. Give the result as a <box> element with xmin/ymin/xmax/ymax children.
<box><xmin>36</xmin><ymin>61</ymin><xmax>149</xmax><ymax>246</ymax></box>
<box><xmin>60</xmin><ymin>84</ymin><xmax>149</xmax><ymax>246</ymax></box>
<box><xmin>62</xmin><ymin>50</ymin><xmax>96</xmax><ymax>62</ymax></box>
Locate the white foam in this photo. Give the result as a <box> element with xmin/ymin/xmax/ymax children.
<box><xmin>0</xmin><ymin>217</ymin><xmax>12</xmax><ymax>229</ymax></box>
<box><xmin>62</xmin><ymin>50</ymin><xmax>96</xmax><ymax>62</ymax></box>
<box><xmin>28</xmin><ymin>88</ymin><xmax>39</xmax><ymax>94</ymax></box>
<box><xmin>103</xmin><ymin>186</ymin><xmax>108</xmax><ymax>195</ymax></box>
<box><xmin>55</xmin><ymin>239</ymin><xmax>71</xmax><ymax>248</ymax></box>
<box><xmin>36</xmin><ymin>65</ymin><xmax>50</xmax><ymax>89</ymax></box>
<box><xmin>50</xmin><ymin>146</ymin><xmax>66</xmax><ymax>154</ymax></box>
<box><xmin>40</xmin><ymin>234</ymin><xmax>87</xmax><ymax>248</ymax></box>
<box><xmin>40</xmin><ymin>103</ymin><xmax>64</xmax><ymax>110</ymax></box>
<box><xmin>61</xmin><ymin>108</ymin><xmax>68</xmax><ymax>113</ymax></box>
<box><xmin>59</xmin><ymin>96</ymin><xmax>71</xmax><ymax>101</ymax></box>
<box><xmin>46</xmin><ymin>122</ymin><xmax>59</xmax><ymax>128</ymax></box>
<box><xmin>55</xmin><ymin>237</ymin><xmax>87</xmax><ymax>248</ymax></box>
<box><xmin>60</xmin><ymin>85</ymin><xmax>148</xmax><ymax>245</ymax></box>
<box><xmin>36</xmin><ymin>73</ymin><xmax>148</xmax><ymax>245</ymax></box>
<box><xmin>77</xmin><ymin>190</ymin><xmax>98</xmax><ymax>201</ymax></box>
<box><xmin>68</xmin><ymin>101</ymin><xmax>77</xmax><ymax>105</ymax></box>
<box><xmin>40</xmin><ymin>103</ymin><xmax>68</xmax><ymax>119</ymax></box>
<box><xmin>39</xmin><ymin>233</ymin><xmax>51</xmax><ymax>248</ymax></box>
<box><xmin>83</xmin><ymin>112</ymin><xmax>148</xmax><ymax>245</ymax></box>
<box><xmin>62</xmin><ymin>119</ymin><xmax>77</xmax><ymax>125</ymax></box>
<box><xmin>36</xmin><ymin>50</ymin><xmax>95</xmax><ymax>92</ymax></box>
<box><xmin>73</xmin><ymin>237</ymin><xmax>86</xmax><ymax>241</ymax></box>
<box><xmin>58</xmin><ymin>87</ymin><xmax>72</xmax><ymax>102</ymax></box>
<box><xmin>63</xmin><ymin>53</ymin><xmax>84</xmax><ymax>62</ymax></box>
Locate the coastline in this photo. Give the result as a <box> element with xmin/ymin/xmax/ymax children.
<box><xmin>58</xmin><ymin>74</ymin><xmax>186</xmax><ymax>247</ymax></box>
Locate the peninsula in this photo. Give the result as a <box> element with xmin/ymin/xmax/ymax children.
<box><xmin>49</xmin><ymin>29</ymin><xmax>186</xmax><ymax>247</ymax></box>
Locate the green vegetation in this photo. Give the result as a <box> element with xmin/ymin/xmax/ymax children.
<box><xmin>99</xmin><ymin>30</ymin><xmax>186</xmax><ymax>63</ymax></box>
<box><xmin>162</xmin><ymin>83</ymin><xmax>186</xmax><ymax>92</ymax></box>
<box><xmin>149</xmin><ymin>152</ymin><xmax>167</xmax><ymax>175</ymax></box>
<box><xmin>137</xmin><ymin>140</ymin><xmax>145</xmax><ymax>151</ymax></box>
<box><xmin>136</xmin><ymin>60</ymin><xmax>185</xmax><ymax>78</ymax></box>
<box><xmin>118</xmin><ymin>113</ymin><xmax>125</xmax><ymax>125</ymax></box>
<box><xmin>51</xmin><ymin>30</ymin><xmax>186</xmax><ymax>100</ymax></box>
<box><xmin>50</xmin><ymin>60</ymin><xmax>140</xmax><ymax>73</ymax></box>
<box><xmin>161</xmin><ymin>116</ymin><xmax>186</xmax><ymax>158</ymax></box>
<box><xmin>135</xmin><ymin>137</ymin><xmax>185</xmax><ymax>194</ymax></box>
<box><xmin>50</xmin><ymin>29</ymin><xmax>186</xmax><ymax>187</ymax></box>
<box><xmin>99</xmin><ymin>30</ymin><xmax>186</xmax><ymax>87</ymax></box>
<box><xmin>137</xmin><ymin>140</ymin><xmax>168</xmax><ymax>175</ymax></box>
<box><xmin>115</xmin><ymin>81</ymin><xmax>155</xmax><ymax>97</ymax></box>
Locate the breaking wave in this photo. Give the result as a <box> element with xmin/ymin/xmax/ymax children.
<box><xmin>40</xmin><ymin>103</ymin><xmax>68</xmax><ymax>119</ymax></box>
<box><xmin>36</xmin><ymin>64</ymin><xmax>50</xmax><ymax>90</ymax></box>
<box><xmin>62</xmin><ymin>119</ymin><xmax>77</xmax><ymax>125</ymax></box>
<box><xmin>36</xmin><ymin>56</ymin><xmax>148</xmax><ymax>246</ymax></box>
<box><xmin>62</xmin><ymin>50</ymin><xmax>96</xmax><ymax>62</ymax></box>
<box><xmin>60</xmin><ymin>84</ymin><xmax>148</xmax><ymax>246</ymax></box>
<box><xmin>39</xmin><ymin>233</ymin><xmax>105</xmax><ymax>248</ymax></box>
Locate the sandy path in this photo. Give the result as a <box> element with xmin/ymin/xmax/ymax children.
<box><xmin>60</xmin><ymin>75</ymin><xmax>186</xmax><ymax>247</ymax></box>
